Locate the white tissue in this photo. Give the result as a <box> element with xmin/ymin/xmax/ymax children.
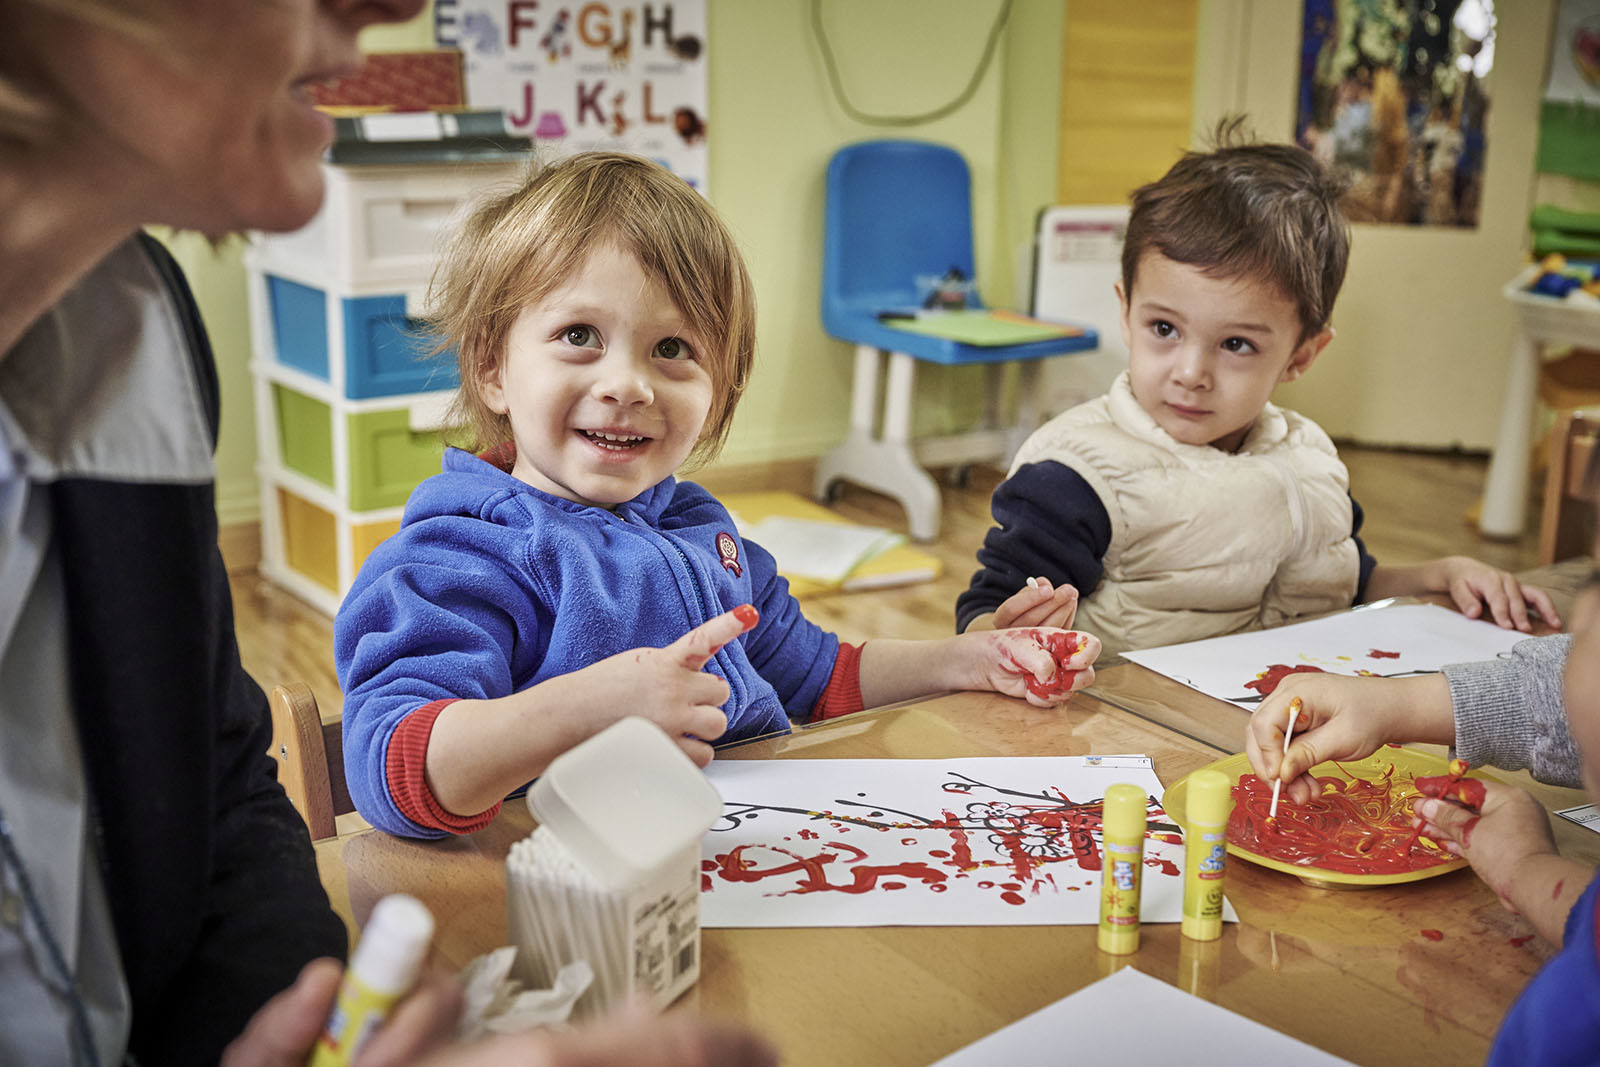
<box><xmin>455</xmin><ymin>948</ymin><xmax>593</xmax><ymax>1040</ymax></box>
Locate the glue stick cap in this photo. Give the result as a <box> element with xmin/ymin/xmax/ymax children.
<box><xmin>1102</xmin><ymin>783</ymin><xmax>1148</xmax><ymax>838</ymax></box>
<box><xmin>526</xmin><ymin>717</ymin><xmax>724</xmax><ymax>890</ymax></box>
<box><xmin>1185</xmin><ymin>769</ymin><xmax>1233</xmax><ymax>829</ymax></box>
<box><xmin>350</xmin><ymin>894</ymin><xmax>434</xmax><ymax>996</ymax></box>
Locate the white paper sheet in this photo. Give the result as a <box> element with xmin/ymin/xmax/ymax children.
<box><xmin>932</xmin><ymin>966</ymin><xmax>1354</xmax><ymax>1065</ymax></box>
<box><xmin>1558</xmin><ymin>804</ymin><xmax>1600</xmax><ymax>834</ymax></box>
<box><xmin>1122</xmin><ymin>603</ymin><xmax>1530</xmax><ymax>710</ymax></box>
<box><xmin>736</xmin><ymin>515</ymin><xmax>905</xmax><ymax>584</ymax></box>
<box><xmin>700</xmin><ymin>757</ymin><xmax>1236</xmax><ymax>928</ymax></box>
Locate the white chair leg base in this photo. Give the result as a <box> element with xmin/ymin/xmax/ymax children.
<box><xmin>815</xmin><ymin>431</ymin><xmax>942</xmax><ymax>542</ymax></box>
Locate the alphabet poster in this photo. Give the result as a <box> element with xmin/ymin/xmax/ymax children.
<box><xmin>699</xmin><ymin>756</ymin><xmax>1204</xmax><ymax>928</ymax></box>
<box><xmin>435</xmin><ymin>0</ymin><xmax>708</xmax><ymax>189</ymax></box>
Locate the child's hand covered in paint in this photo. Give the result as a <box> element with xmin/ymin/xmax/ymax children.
<box><xmin>970</xmin><ymin>627</ymin><xmax>1100</xmax><ymax>707</ymax></box>
<box><xmin>1244</xmin><ymin>672</ymin><xmax>1454</xmax><ymax>805</ymax></box>
<box><xmin>1409</xmin><ymin>780</ymin><xmax>1577</xmax><ymax>942</ymax></box>
<box><xmin>573</xmin><ymin>604</ymin><xmax>759</xmax><ymax>768</ymax></box>
<box><xmin>992</xmin><ymin>576</ymin><xmax>1079</xmax><ymax>631</ymax></box>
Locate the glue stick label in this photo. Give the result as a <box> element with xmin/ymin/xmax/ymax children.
<box><xmin>1100</xmin><ymin>842</ymin><xmax>1142</xmax><ymax>928</ymax></box>
<box><xmin>310</xmin><ymin>972</ymin><xmax>399</xmax><ymax>1067</ymax></box>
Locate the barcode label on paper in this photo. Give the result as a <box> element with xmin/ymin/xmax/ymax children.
<box><xmin>1082</xmin><ymin>755</ymin><xmax>1153</xmax><ymax>770</ymax></box>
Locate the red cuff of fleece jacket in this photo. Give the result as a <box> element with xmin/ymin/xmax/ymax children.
<box><xmin>813</xmin><ymin>642</ymin><xmax>865</xmax><ymax>721</ymax></box>
<box><xmin>385</xmin><ymin>699</ymin><xmax>501</xmax><ymax>834</ymax></box>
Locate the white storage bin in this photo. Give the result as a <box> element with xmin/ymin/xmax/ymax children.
<box><xmin>252</xmin><ymin>160</ymin><xmax>525</xmax><ymax>289</ymax></box>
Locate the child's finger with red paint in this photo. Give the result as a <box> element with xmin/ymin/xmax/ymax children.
<box><xmin>671</xmin><ymin>604</ymin><xmax>759</xmax><ymax>670</ymax></box>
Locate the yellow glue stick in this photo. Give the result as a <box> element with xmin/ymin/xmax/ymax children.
<box><xmin>309</xmin><ymin>894</ymin><xmax>434</xmax><ymax>1067</ymax></box>
<box><xmin>1097</xmin><ymin>783</ymin><xmax>1147</xmax><ymax>955</ymax></box>
<box><xmin>1181</xmin><ymin>768</ymin><xmax>1233</xmax><ymax>942</ymax></box>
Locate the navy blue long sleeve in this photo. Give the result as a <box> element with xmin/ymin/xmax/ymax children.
<box><xmin>956</xmin><ymin>461</ymin><xmax>1111</xmax><ymax>632</ymax></box>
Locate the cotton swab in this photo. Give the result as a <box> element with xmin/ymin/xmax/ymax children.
<box><xmin>1267</xmin><ymin>695</ymin><xmax>1303</xmax><ymax>821</ymax></box>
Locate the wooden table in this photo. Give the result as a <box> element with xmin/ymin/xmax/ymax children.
<box><xmin>314</xmin><ymin>653</ymin><xmax>1597</xmax><ymax>1066</ymax></box>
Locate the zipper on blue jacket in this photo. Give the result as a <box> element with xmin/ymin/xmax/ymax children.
<box><xmin>620</xmin><ymin>511</ymin><xmax>748</xmax><ymax>717</ymax></box>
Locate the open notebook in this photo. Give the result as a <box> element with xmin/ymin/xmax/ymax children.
<box><xmin>721</xmin><ymin>491</ymin><xmax>940</xmax><ymax>596</ymax></box>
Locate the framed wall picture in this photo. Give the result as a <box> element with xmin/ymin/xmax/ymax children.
<box><xmin>1297</xmin><ymin>0</ymin><xmax>1496</xmax><ymax>228</ymax></box>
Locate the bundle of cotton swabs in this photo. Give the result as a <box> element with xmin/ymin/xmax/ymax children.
<box><xmin>506</xmin><ymin>827</ymin><xmax>631</xmax><ymax>1021</ymax></box>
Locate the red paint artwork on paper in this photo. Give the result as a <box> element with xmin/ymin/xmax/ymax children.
<box><xmin>1242</xmin><ymin>663</ymin><xmax>1327</xmax><ymax>697</ymax></box>
<box><xmin>704</xmin><ymin>771</ymin><xmax>1184</xmax><ymax>907</ymax></box>
<box><xmin>1368</xmin><ymin>649</ymin><xmax>1402</xmax><ymax>659</ymax></box>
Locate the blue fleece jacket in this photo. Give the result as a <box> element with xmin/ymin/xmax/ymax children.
<box><xmin>1488</xmin><ymin>869</ymin><xmax>1600</xmax><ymax>1065</ymax></box>
<box><xmin>335</xmin><ymin>448</ymin><xmax>839</xmax><ymax>838</ymax></box>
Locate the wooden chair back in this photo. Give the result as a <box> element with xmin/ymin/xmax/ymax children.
<box><xmin>267</xmin><ymin>682</ymin><xmax>351</xmax><ymax>842</ymax></box>
<box><xmin>1540</xmin><ymin>409</ymin><xmax>1600</xmax><ymax>565</ymax></box>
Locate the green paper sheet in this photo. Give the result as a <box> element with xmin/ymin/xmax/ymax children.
<box><xmin>882</xmin><ymin>310</ymin><xmax>1085</xmax><ymax>347</ymax></box>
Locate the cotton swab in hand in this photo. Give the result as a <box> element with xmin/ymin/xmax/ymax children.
<box><xmin>1267</xmin><ymin>695</ymin><xmax>1303</xmax><ymax>821</ymax></box>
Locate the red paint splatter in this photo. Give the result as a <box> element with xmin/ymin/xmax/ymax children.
<box><xmin>1368</xmin><ymin>649</ymin><xmax>1401</xmax><ymax>660</ymax></box>
<box><xmin>1228</xmin><ymin>769</ymin><xmax>1457</xmax><ymax>876</ymax></box>
<box><xmin>1510</xmin><ymin>935</ymin><xmax>1535</xmax><ymax>948</ymax></box>
<box><xmin>1021</xmin><ymin>631</ymin><xmax>1086</xmax><ymax>699</ymax></box>
<box><xmin>710</xmin><ymin>841</ymin><xmax>948</xmax><ymax>895</ymax></box>
<box><xmin>1243</xmin><ymin>663</ymin><xmax>1327</xmax><ymax>696</ymax></box>
<box><xmin>1000</xmin><ymin>891</ymin><xmax>1026</xmax><ymax>905</ymax></box>
<box><xmin>1145</xmin><ymin>857</ymin><xmax>1180</xmax><ymax>877</ymax></box>
<box><xmin>1554</xmin><ymin>879</ymin><xmax>1566</xmax><ymax>901</ymax></box>
<box><xmin>1460</xmin><ymin>816</ymin><xmax>1480</xmax><ymax>848</ymax></box>
<box><xmin>1420</xmin><ymin>929</ymin><xmax>1444</xmax><ymax>941</ymax></box>
<box><xmin>797</xmin><ymin>829</ymin><xmax>819</xmax><ymax>840</ymax></box>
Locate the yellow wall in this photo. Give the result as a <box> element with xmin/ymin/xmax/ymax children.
<box><xmin>1195</xmin><ymin>0</ymin><xmax>1562</xmax><ymax>450</ymax></box>
<box><xmin>175</xmin><ymin>0</ymin><xmax>1068</xmax><ymax>524</ymax></box>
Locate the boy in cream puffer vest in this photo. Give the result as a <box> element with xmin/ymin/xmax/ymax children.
<box><xmin>958</xmin><ymin>121</ymin><xmax>1559</xmax><ymax>657</ymax></box>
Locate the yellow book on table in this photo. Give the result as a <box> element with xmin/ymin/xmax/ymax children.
<box><xmin>721</xmin><ymin>491</ymin><xmax>941</xmax><ymax>597</ymax></box>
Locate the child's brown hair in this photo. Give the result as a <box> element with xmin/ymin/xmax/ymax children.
<box><xmin>429</xmin><ymin>151</ymin><xmax>755</xmax><ymax>463</ymax></box>
<box><xmin>1121</xmin><ymin>117</ymin><xmax>1349</xmax><ymax>343</ymax></box>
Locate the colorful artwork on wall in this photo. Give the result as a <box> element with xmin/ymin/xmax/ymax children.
<box><xmin>1297</xmin><ymin>0</ymin><xmax>1496</xmax><ymax>227</ymax></box>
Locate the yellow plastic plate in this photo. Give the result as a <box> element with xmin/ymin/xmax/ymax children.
<box><xmin>1163</xmin><ymin>748</ymin><xmax>1490</xmax><ymax>889</ymax></box>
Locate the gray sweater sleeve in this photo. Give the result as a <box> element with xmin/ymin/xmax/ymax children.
<box><xmin>1443</xmin><ymin>634</ymin><xmax>1580</xmax><ymax>788</ymax></box>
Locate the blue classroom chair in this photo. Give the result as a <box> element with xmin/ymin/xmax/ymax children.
<box><xmin>815</xmin><ymin>139</ymin><xmax>1098</xmax><ymax>541</ymax></box>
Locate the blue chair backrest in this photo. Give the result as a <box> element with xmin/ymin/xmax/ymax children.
<box><xmin>822</xmin><ymin>140</ymin><xmax>975</xmax><ymax>328</ymax></box>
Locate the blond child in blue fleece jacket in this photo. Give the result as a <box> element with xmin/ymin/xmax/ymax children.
<box><xmin>335</xmin><ymin>153</ymin><xmax>1102</xmax><ymax>839</ymax></box>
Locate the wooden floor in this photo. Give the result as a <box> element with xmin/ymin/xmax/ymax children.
<box><xmin>227</xmin><ymin>446</ymin><xmax>1543</xmax><ymax>724</ymax></box>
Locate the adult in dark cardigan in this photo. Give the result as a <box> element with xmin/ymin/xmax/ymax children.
<box><xmin>0</xmin><ymin>1</ymin><xmax>773</xmax><ymax>1064</ymax></box>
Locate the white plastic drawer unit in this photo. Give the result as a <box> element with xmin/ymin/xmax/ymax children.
<box><xmin>256</xmin><ymin>160</ymin><xmax>526</xmax><ymax>289</ymax></box>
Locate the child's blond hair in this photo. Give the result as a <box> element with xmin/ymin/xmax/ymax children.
<box><xmin>1121</xmin><ymin>117</ymin><xmax>1350</xmax><ymax>344</ymax></box>
<box><xmin>430</xmin><ymin>151</ymin><xmax>755</xmax><ymax>464</ymax></box>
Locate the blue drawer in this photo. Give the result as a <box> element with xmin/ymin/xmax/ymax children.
<box><xmin>266</xmin><ymin>274</ymin><xmax>459</xmax><ymax>399</ymax></box>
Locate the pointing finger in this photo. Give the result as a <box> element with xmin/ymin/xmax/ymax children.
<box><xmin>672</xmin><ymin>604</ymin><xmax>760</xmax><ymax>670</ymax></box>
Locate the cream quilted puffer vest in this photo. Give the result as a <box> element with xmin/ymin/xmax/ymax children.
<box><xmin>1011</xmin><ymin>373</ymin><xmax>1359</xmax><ymax>657</ymax></box>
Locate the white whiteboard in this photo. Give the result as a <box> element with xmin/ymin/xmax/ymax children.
<box><xmin>1030</xmin><ymin>205</ymin><xmax>1130</xmax><ymax>413</ymax></box>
